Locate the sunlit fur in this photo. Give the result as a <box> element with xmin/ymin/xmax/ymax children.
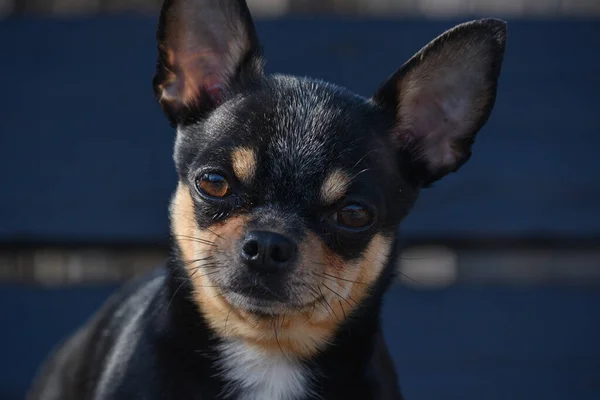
<box><xmin>231</xmin><ymin>147</ymin><xmax>257</xmax><ymax>185</ymax></box>
<box><xmin>320</xmin><ymin>168</ymin><xmax>351</xmax><ymax>205</ymax></box>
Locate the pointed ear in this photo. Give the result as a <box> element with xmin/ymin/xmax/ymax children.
<box><xmin>373</xmin><ymin>19</ymin><xmax>506</xmax><ymax>186</ymax></box>
<box><xmin>153</xmin><ymin>0</ymin><xmax>264</xmax><ymax>126</ymax></box>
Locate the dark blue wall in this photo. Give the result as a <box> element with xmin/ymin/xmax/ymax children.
<box><xmin>1</xmin><ymin>18</ymin><xmax>599</xmax><ymax>244</ymax></box>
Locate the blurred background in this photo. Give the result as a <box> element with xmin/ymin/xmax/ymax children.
<box><xmin>1</xmin><ymin>0</ymin><xmax>599</xmax><ymax>399</ymax></box>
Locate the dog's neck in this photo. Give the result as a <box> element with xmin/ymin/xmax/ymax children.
<box><xmin>162</xmin><ymin>254</ymin><xmax>391</xmax><ymax>399</ymax></box>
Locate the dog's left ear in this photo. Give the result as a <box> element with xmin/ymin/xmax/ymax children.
<box><xmin>153</xmin><ymin>0</ymin><xmax>263</xmax><ymax>126</ymax></box>
<box><xmin>373</xmin><ymin>19</ymin><xmax>506</xmax><ymax>186</ymax></box>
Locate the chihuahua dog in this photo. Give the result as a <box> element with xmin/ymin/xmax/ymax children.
<box><xmin>28</xmin><ymin>1</ymin><xmax>506</xmax><ymax>399</ymax></box>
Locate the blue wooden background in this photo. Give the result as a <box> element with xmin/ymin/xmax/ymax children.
<box><xmin>1</xmin><ymin>17</ymin><xmax>599</xmax><ymax>400</ymax></box>
<box><xmin>1</xmin><ymin>18</ymin><xmax>599</xmax><ymax>244</ymax></box>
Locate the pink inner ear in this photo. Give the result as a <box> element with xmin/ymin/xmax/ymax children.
<box><xmin>401</xmin><ymin>90</ymin><xmax>451</xmax><ymax>142</ymax></box>
<box><xmin>407</xmin><ymin>93</ymin><xmax>448</xmax><ymax>137</ymax></box>
<box><xmin>400</xmin><ymin>87</ymin><xmax>466</xmax><ymax>170</ymax></box>
<box><xmin>172</xmin><ymin>48</ymin><xmax>226</xmax><ymax>107</ymax></box>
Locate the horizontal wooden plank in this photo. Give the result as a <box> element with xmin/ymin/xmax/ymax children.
<box><xmin>5</xmin><ymin>0</ymin><xmax>600</xmax><ymax>16</ymax></box>
<box><xmin>0</xmin><ymin>18</ymin><xmax>599</xmax><ymax>243</ymax></box>
<box><xmin>3</xmin><ymin>245</ymin><xmax>599</xmax><ymax>285</ymax></box>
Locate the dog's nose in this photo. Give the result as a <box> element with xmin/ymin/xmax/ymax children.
<box><xmin>241</xmin><ymin>231</ymin><xmax>297</xmax><ymax>273</ymax></box>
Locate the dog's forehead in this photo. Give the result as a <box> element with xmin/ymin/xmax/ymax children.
<box><xmin>178</xmin><ymin>76</ymin><xmax>391</xmax><ymax>205</ymax></box>
<box><xmin>231</xmin><ymin>77</ymin><xmax>378</xmax><ymax>172</ymax></box>
<box><xmin>252</xmin><ymin>78</ymin><xmax>380</xmax><ymax>196</ymax></box>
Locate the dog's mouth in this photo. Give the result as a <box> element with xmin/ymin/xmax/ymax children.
<box><xmin>223</xmin><ymin>283</ymin><xmax>324</xmax><ymax>315</ymax></box>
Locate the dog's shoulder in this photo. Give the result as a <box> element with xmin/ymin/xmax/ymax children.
<box><xmin>28</xmin><ymin>269</ymin><xmax>167</xmax><ymax>400</ymax></box>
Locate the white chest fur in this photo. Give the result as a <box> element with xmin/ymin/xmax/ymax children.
<box><xmin>217</xmin><ymin>340</ymin><xmax>313</xmax><ymax>400</ymax></box>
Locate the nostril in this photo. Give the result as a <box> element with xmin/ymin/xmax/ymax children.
<box><xmin>270</xmin><ymin>245</ymin><xmax>291</xmax><ymax>263</ymax></box>
<box><xmin>242</xmin><ymin>240</ymin><xmax>259</xmax><ymax>258</ymax></box>
<box><xmin>268</xmin><ymin>236</ymin><xmax>296</xmax><ymax>264</ymax></box>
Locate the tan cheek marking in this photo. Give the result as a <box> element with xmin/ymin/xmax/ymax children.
<box><xmin>170</xmin><ymin>183</ymin><xmax>198</xmax><ymax>262</ymax></box>
<box><xmin>231</xmin><ymin>147</ymin><xmax>257</xmax><ymax>185</ymax></box>
<box><xmin>320</xmin><ymin>168</ymin><xmax>351</xmax><ymax>205</ymax></box>
<box><xmin>170</xmin><ymin>183</ymin><xmax>249</xmax><ymax>344</ymax></box>
<box><xmin>171</xmin><ymin>187</ymin><xmax>393</xmax><ymax>359</ymax></box>
<box><xmin>312</xmin><ymin>234</ymin><xmax>393</xmax><ymax>328</ymax></box>
<box><xmin>354</xmin><ymin>234</ymin><xmax>393</xmax><ymax>285</ymax></box>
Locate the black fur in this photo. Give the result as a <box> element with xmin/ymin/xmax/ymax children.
<box><xmin>28</xmin><ymin>1</ymin><xmax>506</xmax><ymax>399</ymax></box>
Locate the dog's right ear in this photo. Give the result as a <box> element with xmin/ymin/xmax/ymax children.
<box><xmin>153</xmin><ymin>0</ymin><xmax>263</xmax><ymax>126</ymax></box>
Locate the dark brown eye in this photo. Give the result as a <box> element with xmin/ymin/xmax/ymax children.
<box><xmin>333</xmin><ymin>204</ymin><xmax>373</xmax><ymax>230</ymax></box>
<box><xmin>196</xmin><ymin>173</ymin><xmax>231</xmax><ymax>198</ymax></box>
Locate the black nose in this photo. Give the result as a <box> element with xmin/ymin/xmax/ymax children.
<box><xmin>241</xmin><ymin>231</ymin><xmax>297</xmax><ymax>273</ymax></box>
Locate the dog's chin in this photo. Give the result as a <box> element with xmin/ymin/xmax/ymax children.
<box><xmin>224</xmin><ymin>291</ymin><xmax>283</xmax><ymax>315</ymax></box>
<box><xmin>223</xmin><ymin>291</ymin><xmax>322</xmax><ymax>317</ymax></box>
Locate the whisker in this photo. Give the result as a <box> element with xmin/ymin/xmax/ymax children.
<box><xmin>345</xmin><ymin>292</ymin><xmax>359</xmax><ymax>307</ymax></box>
<box><xmin>273</xmin><ymin>314</ymin><xmax>291</xmax><ymax>362</ymax></box>
<box><xmin>166</xmin><ymin>282</ymin><xmax>186</xmax><ymax>311</ymax></box>
<box><xmin>279</xmin><ymin>312</ymin><xmax>287</xmax><ymax>329</ymax></box>
<box><xmin>351</xmin><ymin>149</ymin><xmax>377</xmax><ymax>169</ymax></box>
<box><xmin>224</xmin><ymin>304</ymin><xmax>233</xmax><ymax>334</ymax></box>
<box><xmin>182</xmin><ymin>256</ymin><xmax>215</xmax><ymax>266</ymax></box>
<box><xmin>397</xmin><ymin>255</ymin><xmax>441</xmax><ymax>260</ymax></box>
<box><xmin>309</xmin><ymin>299</ymin><xmax>318</xmax><ymax>319</ymax></box>
<box><xmin>298</xmin><ymin>281</ymin><xmax>323</xmax><ymax>300</ymax></box>
<box><xmin>166</xmin><ymin>267</ymin><xmax>201</xmax><ymax>311</ymax></box>
<box><xmin>173</xmin><ymin>234</ymin><xmax>218</xmax><ymax>247</ymax></box>
<box><xmin>314</xmin><ymin>271</ymin><xmax>369</xmax><ymax>285</ymax></box>
<box><xmin>317</xmin><ymin>286</ymin><xmax>339</xmax><ymax>321</ymax></box>
<box><xmin>193</xmin><ymin>284</ymin><xmax>222</xmax><ymax>288</ymax></box>
<box><xmin>396</xmin><ymin>271</ymin><xmax>423</xmax><ymax>286</ymax></box>
<box><xmin>204</xmin><ymin>227</ymin><xmax>225</xmax><ymax>240</ymax></box>
<box><xmin>308</xmin><ymin>259</ymin><xmax>329</xmax><ymax>267</ymax></box>
<box><xmin>322</xmin><ymin>282</ymin><xmax>355</xmax><ymax>309</ymax></box>
<box><xmin>376</xmin><ymin>258</ymin><xmax>423</xmax><ymax>286</ymax></box>
<box><xmin>188</xmin><ymin>262</ymin><xmax>223</xmax><ymax>271</ymax></box>
<box><xmin>302</xmin><ymin>284</ymin><xmax>330</xmax><ymax>319</ymax></box>
<box><xmin>349</xmin><ymin>168</ymin><xmax>372</xmax><ymax>181</ymax></box>
<box><xmin>209</xmin><ymin>289</ymin><xmax>225</xmax><ymax>299</ymax></box>
<box><xmin>302</xmin><ymin>286</ymin><xmax>333</xmax><ymax>319</ymax></box>
<box><xmin>196</xmin><ymin>270</ymin><xmax>220</xmax><ymax>279</ymax></box>
<box><xmin>338</xmin><ymin>300</ymin><xmax>347</xmax><ymax>319</ymax></box>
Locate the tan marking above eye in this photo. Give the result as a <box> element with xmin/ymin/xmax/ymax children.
<box><xmin>320</xmin><ymin>168</ymin><xmax>351</xmax><ymax>205</ymax></box>
<box><xmin>231</xmin><ymin>147</ymin><xmax>257</xmax><ymax>185</ymax></box>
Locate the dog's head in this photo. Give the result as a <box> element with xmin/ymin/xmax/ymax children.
<box><xmin>154</xmin><ymin>0</ymin><xmax>506</xmax><ymax>356</ymax></box>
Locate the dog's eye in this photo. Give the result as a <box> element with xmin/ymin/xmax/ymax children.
<box><xmin>196</xmin><ymin>173</ymin><xmax>231</xmax><ymax>198</ymax></box>
<box><xmin>333</xmin><ymin>204</ymin><xmax>373</xmax><ymax>230</ymax></box>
